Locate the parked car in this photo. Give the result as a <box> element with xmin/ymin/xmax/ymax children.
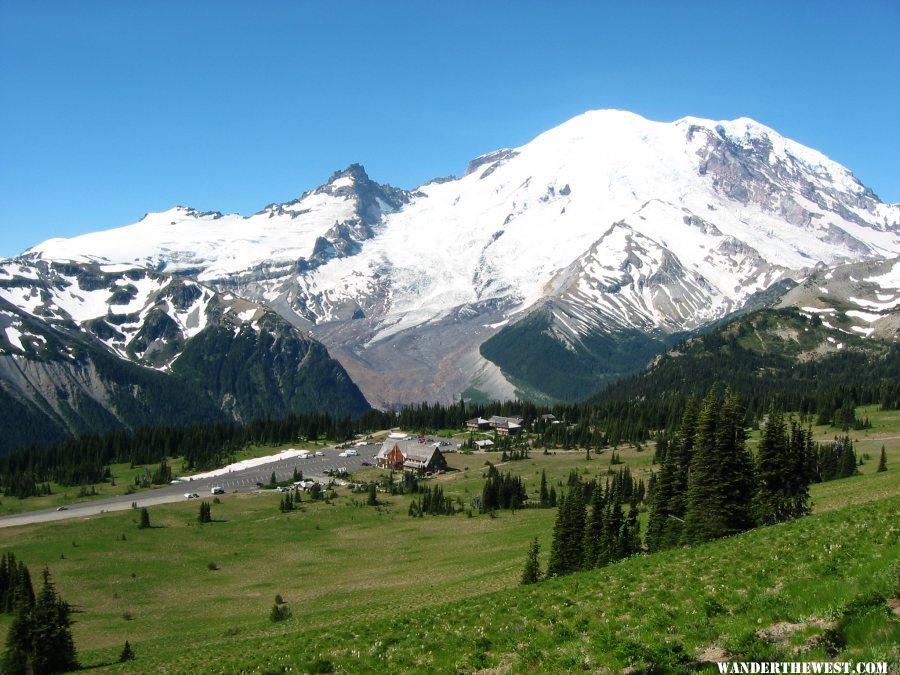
<box><xmin>184</xmin><ymin>493</ymin><xmax>200</xmax><ymax>499</ymax></box>
<box><xmin>56</xmin><ymin>506</ymin><xmax>68</xmax><ymax>511</ymax></box>
<box><xmin>211</xmin><ymin>486</ymin><xmax>225</xmax><ymax>495</ymax></box>
<box><xmin>314</xmin><ymin>451</ymin><xmax>324</xmax><ymax>457</ymax></box>
<box><xmin>360</xmin><ymin>461</ymin><xmax>372</xmax><ymax>467</ymax></box>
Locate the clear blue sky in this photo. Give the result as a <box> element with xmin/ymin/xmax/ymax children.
<box><xmin>1</xmin><ymin>0</ymin><xmax>898</xmax><ymax>259</ymax></box>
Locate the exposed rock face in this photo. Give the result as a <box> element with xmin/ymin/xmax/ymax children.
<box><xmin>0</xmin><ymin>259</ymin><xmax>369</xmax><ymax>453</ymax></box>
<box><xmin>20</xmin><ymin>110</ymin><xmax>900</xmax><ymax>404</ymax></box>
<box><xmin>777</xmin><ymin>256</ymin><xmax>900</xmax><ymax>342</ymax></box>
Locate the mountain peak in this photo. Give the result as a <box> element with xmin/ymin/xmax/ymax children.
<box><xmin>320</xmin><ymin>163</ymin><xmax>372</xmax><ymax>194</ymax></box>
<box><xmin>328</xmin><ymin>163</ymin><xmax>370</xmax><ymax>185</ymax></box>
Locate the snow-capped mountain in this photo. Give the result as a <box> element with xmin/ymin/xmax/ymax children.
<box><xmin>0</xmin><ymin>258</ymin><xmax>369</xmax><ymax>453</ymax></box>
<box><xmin>22</xmin><ymin>110</ymin><xmax>900</xmax><ymax>404</ymax></box>
<box><xmin>30</xmin><ymin>164</ymin><xmax>411</xmax><ymax>304</ymax></box>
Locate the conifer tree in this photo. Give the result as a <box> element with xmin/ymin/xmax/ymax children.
<box><xmin>683</xmin><ymin>389</ymin><xmax>754</xmax><ymax>544</ymax></box>
<box><xmin>582</xmin><ymin>483</ymin><xmax>605</xmax><ymax>568</ymax></box>
<box><xmin>2</xmin><ymin>566</ymin><xmax>77</xmax><ymax>675</ymax></box>
<box><xmin>645</xmin><ymin>450</ymin><xmax>678</xmax><ymax>552</ymax></box>
<box><xmin>520</xmin><ymin>537</ymin><xmax>542</xmax><ymax>585</ymax></box>
<box><xmin>1</xmin><ymin>602</ymin><xmax>32</xmax><ymax>675</ymax></box>
<box><xmin>600</xmin><ymin>492</ymin><xmax>624</xmax><ymax>566</ymax></box>
<box><xmin>837</xmin><ymin>436</ymin><xmax>858</xmax><ymax>478</ymax></box>
<box><xmin>539</xmin><ymin>470</ymin><xmax>549</xmax><ymax>507</ymax></box>
<box><xmin>714</xmin><ymin>388</ymin><xmax>755</xmax><ymax>532</ymax></box>
<box><xmin>781</xmin><ymin>421</ymin><xmax>814</xmax><ymax>520</ymax></box>
<box><xmin>367</xmin><ymin>483</ymin><xmax>378</xmax><ymax>506</ymax></box>
<box><xmin>877</xmin><ymin>445</ymin><xmax>887</xmax><ymax>472</ymax></box>
<box><xmin>547</xmin><ymin>483</ymin><xmax>586</xmax><ymax>577</ymax></box>
<box><xmin>198</xmin><ymin>501</ymin><xmax>212</xmax><ymax>523</ymax></box>
<box><xmin>269</xmin><ymin>602</ymin><xmax>292</xmax><ymax>622</ymax></box>
<box><xmin>653</xmin><ymin>397</ymin><xmax>699</xmax><ymax>549</ymax></box>
<box><xmin>546</xmin><ymin>494</ymin><xmax>567</xmax><ymax>577</ymax></box>
<box><xmin>0</xmin><ymin>554</ymin><xmax>34</xmax><ymax>615</ymax></box>
<box><xmin>567</xmin><ymin>483</ymin><xmax>586</xmax><ymax>570</ymax></box>
<box><xmin>682</xmin><ymin>391</ymin><xmax>720</xmax><ymax>545</ymax></box>
<box><xmin>30</xmin><ymin>568</ymin><xmax>78</xmax><ymax>674</ymax></box>
<box><xmin>15</xmin><ymin>562</ymin><xmax>34</xmax><ymax>613</ymax></box>
<box><xmin>119</xmin><ymin>640</ymin><xmax>135</xmax><ymax>662</ymax></box>
<box><xmin>622</xmin><ymin>499</ymin><xmax>641</xmax><ymax>557</ymax></box>
<box><xmin>755</xmin><ymin>408</ymin><xmax>790</xmax><ymax>524</ymax></box>
<box><xmin>138</xmin><ymin>508</ymin><xmax>150</xmax><ymax>529</ymax></box>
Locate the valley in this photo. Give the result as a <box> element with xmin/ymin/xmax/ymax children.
<box><xmin>0</xmin><ymin>406</ymin><xmax>896</xmax><ymax>672</ymax></box>
<box><xmin>4</xmin><ymin>2</ymin><xmax>900</xmax><ymax>672</ymax></box>
<box><xmin>1</xmin><ymin>109</ymin><xmax>898</xmax><ymax>674</ymax></box>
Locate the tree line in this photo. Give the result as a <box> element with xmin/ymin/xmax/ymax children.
<box><xmin>524</xmin><ymin>385</ymin><xmax>876</xmax><ymax>584</ymax></box>
<box><xmin>1</xmin><ymin>554</ymin><xmax>77</xmax><ymax>674</ymax></box>
<box><xmin>0</xmin><ymin>409</ymin><xmax>393</xmax><ymax>499</ymax></box>
<box><xmin>522</xmin><ymin>466</ymin><xmax>646</xmax><ymax>584</ymax></box>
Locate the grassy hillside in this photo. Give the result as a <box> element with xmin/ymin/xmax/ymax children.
<box><xmin>590</xmin><ymin>308</ymin><xmax>900</xmax><ymax>418</ymax></box>
<box><xmin>0</xmin><ymin>416</ymin><xmax>897</xmax><ymax>673</ymax></box>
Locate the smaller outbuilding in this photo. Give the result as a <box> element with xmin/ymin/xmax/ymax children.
<box><xmin>465</xmin><ymin>417</ymin><xmax>491</xmax><ymax>431</ymax></box>
<box><xmin>466</xmin><ymin>415</ymin><xmax>525</xmax><ymax>434</ymax></box>
<box><xmin>487</xmin><ymin>415</ymin><xmax>524</xmax><ymax>436</ymax></box>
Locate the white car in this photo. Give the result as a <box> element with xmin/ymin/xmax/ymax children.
<box><xmin>314</xmin><ymin>451</ymin><xmax>324</xmax><ymax>457</ymax></box>
<box><xmin>211</xmin><ymin>486</ymin><xmax>225</xmax><ymax>495</ymax></box>
<box><xmin>338</xmin><ymin>451</ymin><xmax>348</xmax><ymax>458</ymax></box>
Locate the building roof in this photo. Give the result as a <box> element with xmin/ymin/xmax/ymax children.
<box><xmin>407</xmin><ymin>446</ymin><xmax>441</xmax><ymax>463</ymax></box>
<box><xmin>377</xmin><ymin>440</ymin><xmax>442</xmax><ymax>464</ymax></box>
<box><xmin>488</xmin><ymin>415</ymin><xmax>524</xmax><ymax>426</ymax></box>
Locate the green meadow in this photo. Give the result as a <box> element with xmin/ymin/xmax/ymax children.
<box><xmin>0</xmin><ymin>436</ymin><xmax>353</xmax><ymax>517</ymax></box>
<box><xmin>0</xmin><ymin>409</ymin><xmax>897</xmax><ymax>673</ymax></box>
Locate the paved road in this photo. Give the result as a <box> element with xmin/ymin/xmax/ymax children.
<box><xmin>0</xmin><ymin>443</ymin><xmax>382</xmax><ymax>529</ymax></box>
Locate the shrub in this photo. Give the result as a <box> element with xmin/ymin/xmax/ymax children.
<box><xmin>306</xmin><ymin>658</ymin><xmax>334</xmax><ymax>673</ymax></box>
<box><xmin>270</xmin><ymin>603</ymin><xmax>292</xmax><ymax>622</ymax></box>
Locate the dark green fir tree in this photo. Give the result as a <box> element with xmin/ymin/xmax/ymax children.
<box><xmin>30</xmin><ymin>568</ymin><xmax>78</xmax><ymax>674</ymax></box>
<box><xmin>877</xmin><ymin>445</ymin><xmax>887</xmax><ymax>472</ymax></box>
<box><xmin>539</xmin><ymin>469</ymin><xmax>549</xmax><ymax>507</ymax></box>
<box><xmin>1</xmin><ymin>602</ymin><xmax>33</xmax><ymax>675</ymax></box>
<box><xmin>683</xmin><ymin>389</ymin><xmax>754</xmax><ymax>544</ymax></box>
<box><xmin>119</xmin><ymin>640</ymin><xmax>136</xmax><ymax>662</ymax></box>
<box><xmin>520</xmin><ymin>537</ymin><xmax>542</xmax><ymax>585</ymax></box>
<box><xmin>198</xmin><ymin>501</ymin><xmax>212</xmax><ymax>523</ymax></box>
